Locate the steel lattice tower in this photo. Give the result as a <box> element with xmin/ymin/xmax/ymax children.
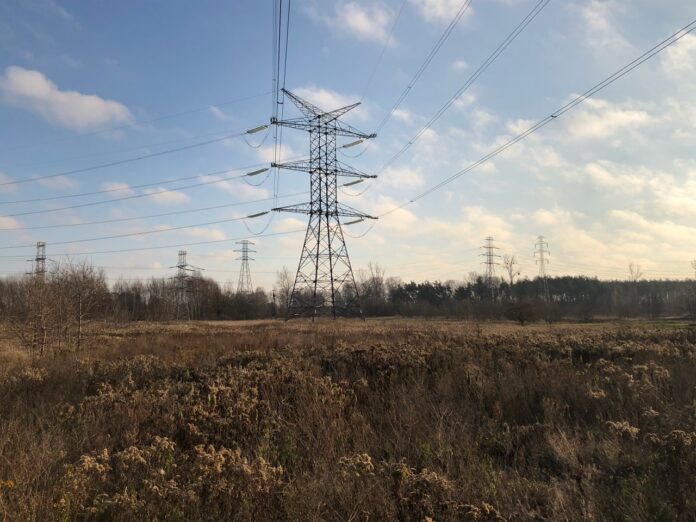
<box><xmin>271</xmin><ymin>89</ymin><xmax>376</xmax><ymax>319</ymax></box>
<box><xmin>30</xmin><ymin>241</ymin><xmax>46</xmax><ymax>278</ymax></box>
<box><xmin>480</xmin><ymin>236</ymin><xmax>500</xmax><ymax>300</ymax></box>
<box><xmin>170</xmin><ymin>250</ymin><xmax>195</xmax><ymax>320</ymax></box>
<box><xmin>535</xmin><ymin>235</ymin><xmax>550</xmax><ymax>302</ymax></box>
<box><xmin>235</xmin><ymin>240</ymin><xmax>255</xmax><ymax>294</ymax></box>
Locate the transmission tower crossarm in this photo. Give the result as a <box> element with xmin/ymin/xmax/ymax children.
<box><xmin>272</xmin><ymin>159</ymin><xmax>376</xmax><ymax>179</ymax></box>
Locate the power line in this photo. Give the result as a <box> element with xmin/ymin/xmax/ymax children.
<box><xmin>377</xmin><ymin>0</ymin><xmax>551</xmax><ymax>174</ymax></box>
<box><xmin>0</xmin><ymin>229</ymin><xmax>306</xmax><ymax>258</ymax></box>
<box><xmin>0</xmin><ymin>192</ymin><xmax>306</xmax><ymax>231</ymax></box>
<box><xmin>0</xmin><ymin>164</ymin><xmax>278</xmax><ymax>218</ymax></box>
<box><xmin>373</xmin><ymin>0</ymin><xmax>474</xmax><ymax>136</ymax></box>
<box><xmin>0</xmin><ymin>160</ymin><xmax>273</xmax><ymax>205</ymax></box>
<box><xmin>358</xmin><ymin>0</ymin><xmax>409</xmax><ymax>103</ymax></box>
<box><xmin>379</xmin><ymin>19</ymin><xmax>696</xmax><ymax>218</ymax></box>
<box><xmin>0</xmin><ymin>91</ymin><xmax>272</xmax><ymax>154</ymax></box>
<box><xmin>0</xmin><ymin>125</ymin><xmax>266</xmax><ymax>188</ymax></box>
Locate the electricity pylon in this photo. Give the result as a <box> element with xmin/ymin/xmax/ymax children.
<box><xmin>235</xmin><ymin>240</ymin><xmax>255</xmax><ymax>294</ymax></box>
<box><xmin>27</xmin><ymin>241</ymin><xmax>46</xmax><ymax>278</ymax></box>
<box><xmin>480</xmin><ymin>236</ymin><xmax>500</xmax><ymax>300</ymax></box>
<box><xmin>271</xmin><ymin>89</ymin><xmax>376</xmax><ymax>319</ymax></box>
<box><xmin>170</xmin><ymin>250</ymin><xmax>203</xmax><ymax>320</ymax></box>
<box><xmin>535</xmin><ymin>235</ymin><xmax>550</xmax><ymax>302</ymax></box>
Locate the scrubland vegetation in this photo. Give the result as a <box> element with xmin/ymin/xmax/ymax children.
<box><xmin>1</xmin><ymin>318</ymin><xmax>696</xmax><ymax>521</ymax></box>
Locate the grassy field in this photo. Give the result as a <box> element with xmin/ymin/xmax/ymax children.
<box><xmin>1</xmin><ymin>318</ymin><xmax>695</xmax><ymax>521</ymax></box>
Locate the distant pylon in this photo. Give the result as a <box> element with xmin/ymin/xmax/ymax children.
<box><xmin>235</xmin><ymin>240</ymin><xmax>255</xmax><ymax>294</ymax></box>
<box><xmin>271</xmin><ymin>88</ymin><xmax>377</xmax><ymax>319</ymax></box>
<box><xmin>33</xmin><ymin>241</ymin><xmax>46</xmax><ymax>278</ymax></box>
<box><xmin>535</xmin><ymin>235</ymin><xmax>550</xmax><ymax>302</ymax></box>
<box><xmin>169</xmin><ymin>250</ymin><xmax>203</xmax><ymax>320</ymax></box>
<box><xmin>480</xmin><ymin>236</ymin><xmax>500</xmax><ymax>300</ymax></box>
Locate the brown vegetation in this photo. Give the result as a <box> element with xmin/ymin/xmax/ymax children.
<box><xmin>1</xmin><ymin>319</ymin><xmax>695</xmax><ymax>520</ymax></box>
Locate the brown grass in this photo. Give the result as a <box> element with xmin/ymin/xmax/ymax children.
<box><xmin>1</xmin><ymin>318</ymin><xmax>695</xmax><ymax>521</ymax></box>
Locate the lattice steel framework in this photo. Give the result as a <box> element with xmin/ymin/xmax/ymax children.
<box><xmin>480</xmin><ymin>236</ymin><xmax>500</xmax><ymax>300</ymax></box>
<box><xmin>235</xmin><ymin>240</ymin><xmax>255</xmax><ymax>294</ymax></box>
<box><xmin>272</xmin><ymin>89</ymin><xmax>376</xmax><ymax>318</ymax></box>
<box><xmin>535</xmin><ymin>235</ymin><xmax>550</xmax><ymax>302</ymax></box>
<box><xmin>171</xmin><ymin>250</ymin><xmax>194</xmax><ymax>320</ymax></box>
<box><xmin>31</xmin><ymin>241</ymin><xmax>46</xmax><ymax>278</ymax></box>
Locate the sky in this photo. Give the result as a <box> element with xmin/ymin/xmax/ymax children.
<box><xmin>1</xmin><ymin>0</ymin><xmax>696</xmax><ymax>289</ymax></box>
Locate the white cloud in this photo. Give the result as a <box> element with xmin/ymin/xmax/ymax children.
<box><xmin>311</xmin><ymin>2</ymin><xmax>395</xmax><ymax>45</ymax></box>
<box><xmin>452</xmin><ymin>60</ymin><xmax>468</xmax><ymax>71</ymax></box>
<box><xmin>581</xmin><ymin>162</ymin><xmax>646</xmax><ymax>193</ymax></box>
<box><xmin>209</xmin><ymin>105</ymin><xmax>232</xmax><ymax>121</ymax></box>
<box><xmin>144</xmin><ymin>188</ymin><xmax>190</xmax><ymax>205</ymax></box>
<box><xmin>0</xmin><ymin>216</ymin><xmax>21</xmax><ymax>230</ymax></box>
<box><xmin>379</xmin><ymin>166</ymin><xmax>425</xmax><ymax>189</ymax></box>
<box><xmin>564</xmin><ymin>98</ymin><xmax>651</xmax><ymax>141</ymax></box>
<box><xmin>410</xmin><ymin>0</ymin><xmax>473</xmax><ymax>23</ymax></box>
<box><xmin>462</xmin><ymin>205</ymin><xmax>512</xmax><ymax>240</ymax></box>
<box><xmin>198</xmin><ymin>175</ymin><xmax>270</xmax><ymax>200</ymax></box>
<box><xmin>256</xmin><ymin>143</ymin><xmax>299</xmax><ymax>164</ymax></box>
<box><xmin>0</xmin><ymin>66</ymin><xmax>133</xmax><ymax>131</ymax></box>
<box><xmin>38</xmin><ymin>175</ymin><xmax>77</xmax><ymax>189</ymax></box>
<box><xmin>577</xmin><ymin>0</ymin><xmax>630</xmax><ymax>51</ymax></box>
<box><xmin>181</xmin><ymin>227</ymin><xmax>226</xmax><ymax>241</ymax></box>
<box><xmin>392</xmin><ymin>108</ymin><xmax>412</xmax><ymax>122</ymax></box>
<box><xmin>662</xmin><ymin>33</ymin><xmax>696</xmax><ymax>77</ymax></box>
<box><xmin>453</xmin><ymin>92</ymin><xmax>476</xmax><ymax>110</ymax></box>
<box><xmin>102</xmin><ymin>181</ymin><xmax>135</xmax><ymax>197</ymax></box>
<box><xmin>294</xmin><ymin>85</ymin><xmax>361</xmax><ymax>113</ymax></box>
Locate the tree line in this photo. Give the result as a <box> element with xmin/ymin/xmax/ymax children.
<box><xmin>2</xmin><ymin>259</ymin><xmax>695</xmax><ymax>353</ymax></box>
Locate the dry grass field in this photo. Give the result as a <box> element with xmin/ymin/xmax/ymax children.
<box><xmin>1</xmin><ymin>318</ymin><xmax>695</xmax><ymax>521</ymax></box>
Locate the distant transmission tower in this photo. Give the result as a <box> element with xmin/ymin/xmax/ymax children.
<box><xmin>272</xmin><ymin>89</ymin><xmax>376</xmax><ymax>319</ymax></box>
<box><xmin>170</xmin><ymin>250</ymin><xmax>202</xmax><ymax>320</ymax></box>
<box><xmin>29</xmin><ymin>241</ymin><xmax>46</xmax><ymax>278</ymax></box>
<box><xmin>535</xmin><ymin>235</ymin><xmax>550</xmax><ymax>302</ymax></box>
<box><xmin>480</xmin><ymin>236</ymin><xmax>500</xmax><ymax>300</ymax></box>
<box><xmin>235</xmin><ymin>240</ymin><xmax>255</xmax><ymax>294</ymax></box>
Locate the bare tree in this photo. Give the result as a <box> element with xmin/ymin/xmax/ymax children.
<box><xmin>274</xmin><ymin>267</ymin><xmax>293</xmax><ymax>315</ymax></box>
<box><xmin>502</xmin><ymin>255</ymin><xmax>520</xmax><ymax>286</ymax></box>
<box><xmin>628</xmin><ymin>262</ymin><xmax>643</xmax><ymax>283</ymax></box>
<box><xmin>691</xmin><ymin>259</ymin><xmax>696</xmax><ymax>279</ymax></box>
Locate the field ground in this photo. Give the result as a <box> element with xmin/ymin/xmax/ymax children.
<box><xmin>1</xmin><ymin>318</ymin><xmax>696</xmax><ymax>521</ymax></box>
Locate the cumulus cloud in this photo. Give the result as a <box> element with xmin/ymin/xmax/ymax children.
<box><xmin>661</xmin><ymin>33</ymin><xmax>696</xmax><ymax>77</ymax></box>
<box><xmin>144</xmin><ymin>188</ymin><xmax>190</xmax><ymax>205</ymax></box>
<box><xmin>181</xmin><ymin>227</ymin><xmax>226</xmax><ymax>241</ymax></box>
<box><xmin>379</xmin><ymin>166</ymin><xmax>425</xmax><ymax>189</ymax></box>
<box><xmin>577</xmin><ymin>0</ymin><xmax>630</xmax><ymax>51</ymax></box>
<box><xmin>564</xmin><ymin>98</ymin><xmax>651</xmax><ymax>141</ymax></box>
<box><xmin>294</xmin><ymin>85</ymin><xmax>361</xmax><ymax>113</ymax></box>
<box><xmin>0</xmin><ymin>216</ymin><xmax>22</xmax><ymax>230</ymax></box>
<box><xmin>198</xmin><ymin>175</ymin><xmax>270</xmax><ymax>200</ymax></box>
<box><xmin>0</xmin><ymin>66</ymin><xmax>133</xmax><ymax>131</ymax></box>
<box><xmin>102</xmin><ymin>181</ymin><xmax>135</xmax><ymax>197</ymax></box>
<box><xmin>410</xmin><ymin>0</ymin><xmax>473</xmax><ymax>23</ymax></box>
<box><xmin>310</xmin><ymin>2</ymin><xmax>395</xmax><ymax>45</ymax></box>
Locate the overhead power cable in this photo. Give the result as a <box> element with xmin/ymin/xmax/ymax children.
<box><xmin>0</xmin><ymin>192</ymin><xmax>307</xmax><ymax>231</ymax></box>
<box><xmin>379</xmin><ymin>19</ymin><xmax>696</xmax><ymax>218</ymax></box>
<box><xmin>378</xmin><ymin>0</ymin><xmax>551</xmax><ymax>173</ymax></box>
<box><xmin>0</xmin><ymin>210</ymin><xmax>286</xmax><ymax>249</ymax></box>
<box><xmin>0</xmin><ymin>124</ymin><xmax>267</xmax><ymax>188</ymax></box>
<box><xmin>0</xmin><ymin>229</ymin><xmax>306</xmax><ymax>259</ymax></box>
<box><xmin>0</xmin><ymin>91</ymin><xmax>272</xmax><ymax>154</ymax></box>
<box><xmin>358</xmin><ymin>0</ymin><xmax>409</xmax><ymax>103</ymax></box>
<box><xmin>373</xmin><ymin>0</ymin><xmax>473</xmax><ymax>136</ymax></box>
<box><xmin>0</xmin><ymin>160</ymin><xmax>270</xmax><ymax>204</ymax></box>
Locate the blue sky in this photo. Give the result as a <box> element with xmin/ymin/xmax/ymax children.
<box><xmin>1</xmin><ymin>0</ymin><xmax>695</xmax><ymax>288</ymax></box>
